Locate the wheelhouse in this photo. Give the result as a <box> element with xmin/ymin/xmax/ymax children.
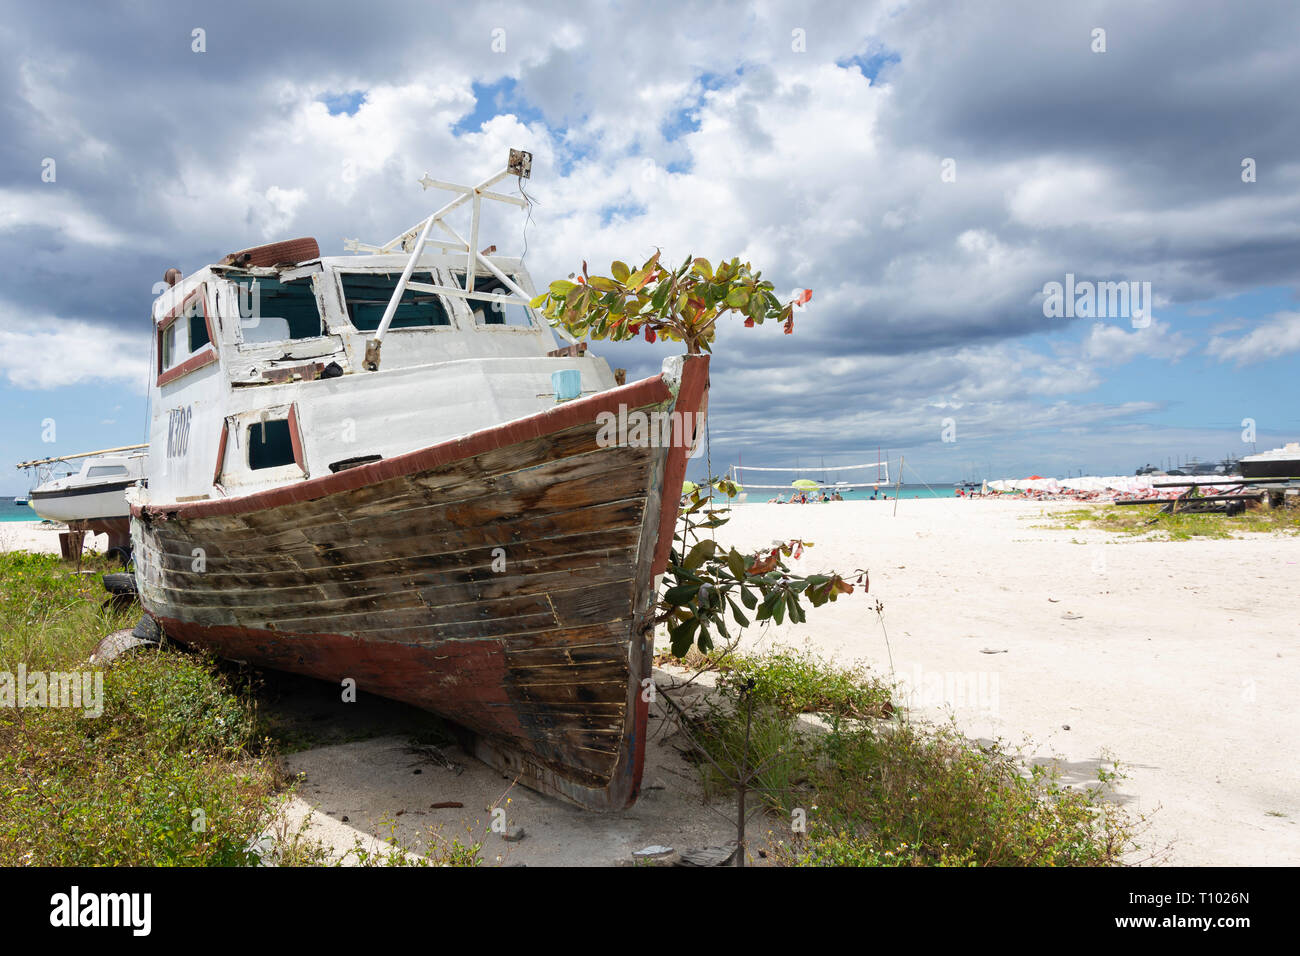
<box><xmin>142</xmin><ymin>149</ymin><xmax>617</xmax><ymax>506</ymax></box>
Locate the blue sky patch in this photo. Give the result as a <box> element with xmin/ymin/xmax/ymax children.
<box><xmin>319</xmin><ymin>90</ymin><xmax>367</xmax><ymax>116</ymax></box>
<box><xmin>837</xmin><ymin>50</ymin><xmax>901</xmax><ymax>83</ymax></box>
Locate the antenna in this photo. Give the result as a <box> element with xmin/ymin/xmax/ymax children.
<box><xmin>347</xmin><ymin>149</ymin><xmax>575</xmax><ymax>371</ymax></box>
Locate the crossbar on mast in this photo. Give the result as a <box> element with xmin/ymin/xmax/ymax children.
<box><xmin>16</xmin><ymin>443</ymin><xmax>148</xmax><ymax>470</ymax></box>
<box><xmin>353</xmin><ymin>148</ymin><xmax>540</xmax><ymax>371</ymax></box>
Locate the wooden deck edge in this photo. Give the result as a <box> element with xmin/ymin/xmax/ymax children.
<box><xmin>135</xmin><ymin>369</ymin><xmax>675</xmax><ymax>522</ymax></box>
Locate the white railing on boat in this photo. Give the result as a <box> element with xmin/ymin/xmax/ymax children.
<box><xmin>15</xmin><ymin>443</ymin><xmax>148</xmax><ymax>471</ymax></box>
<box><xmin>344</xmin><ymin>148</ymin><xmax>578</xmax><ymax>371</ymax></box>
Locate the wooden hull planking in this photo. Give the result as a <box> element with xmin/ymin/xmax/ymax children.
<box><xmin>131</xmin><ymin>356</ymin><xmax>708</xmax><ymax>809</ymax></box>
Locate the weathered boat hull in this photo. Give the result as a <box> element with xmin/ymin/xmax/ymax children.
<box><xmin>1240</xmin><ymin>455</ymin><xmax>1300</xmax><ymax>480</ymax></box>
<box><xmin>131</xmin><ymin>356</ymin><xmax>707</xmax><ymax>809</ymax></box>
<box><xmin>29</xmin><ymin>481</ymin><xmax>133</xmax><ymax>524</ymax></box>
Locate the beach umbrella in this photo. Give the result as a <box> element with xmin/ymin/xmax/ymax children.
<box><xmin>1026</xmin><ymin>474</ymin><xmax>1044</xmax><ymax>481</ymax></box>
<box><xmin>791</xmin><ymin>479</ymin><xmax>820</xmax><ymax>490</ymax></box>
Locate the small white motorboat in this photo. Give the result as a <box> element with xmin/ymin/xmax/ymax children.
<box><xmin>17</xmin><ymin>446</ymin><xmax>148</xmax><ymax>559</ymax></box>
<box><xmin>28</xmin><ymin>451</ymin><xmax>146</xmax><ymax>524</ymax></box>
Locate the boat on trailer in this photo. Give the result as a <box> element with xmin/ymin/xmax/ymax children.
<box><xmin>1240</xmin><ymin>443</ymin><xmax>1300</xmax><ymax>481</ymax></box>
<box><xmin>17</xmin><ymin>445</ymin><xmax>148</xmax><ymax>557</ymax></box>
<box><xmin>129</xmin><ymin>150</ymin><xmax>708</xmax><ymax>810</ymax></box>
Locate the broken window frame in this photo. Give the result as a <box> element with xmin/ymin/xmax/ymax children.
<box><xmin>156</xmin><ymin>284</ymin><xmax>218</xmax><ymax>387</ymax></box>
<box><xmin>335</xmin><ymin>269</ymin><xmax>458</xmax><ymax>333</ymax></box>
<box><xmin>228</xmin><ymin>273</ymin><xmax>328</xmax><ymax>346</ymax></box>
<box><xmin>448</xmin><ymin>269</ymin><xmax>541</xmax><ymax>331</ymax></box>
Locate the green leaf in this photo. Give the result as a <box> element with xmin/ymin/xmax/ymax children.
<box><xmin>683</xmin><ymin>538</ymin><xmax>718</xmax><ymax>571</ymax></box>
<box><xmin>785</xmin><ymin>592</ymin><xmax>804</xmax><ymax>624</ymax></box>
<box><xmin>664</xmin><ymin>582</ymin><xmax>702</xmax><ymax>604</ymax></box>
<box><xmin>726</xmin><ymin>549</ymin><xmax>747</xmax><ymax>581</ymax></box>
<box><xmin>651</xmin><ymin>280</ymin><xmax>672</xmax><ymax>311</ymax></box>
<box><xmin>669</xmin><ymin>618</ymin><xmax>698</xmax><ymax>657</ymax></box>
<box><xmin>528</xmin><ymin>292</ymin><xmax>548</xmax><ymax>308</ymax></box>
<box><xmin>611</xmin><ymin>260</ymin><xmax>630</xmax><ymax>282</ymax></box>
<box><xmin>549</xmin><ymin>279</ymin><xmax>577</xmax><ymax>296</ymax></box>
<box><xmin>727</xmin><ymin>597</ymin><xmax>750</xmax><ymax>628</ymax></box>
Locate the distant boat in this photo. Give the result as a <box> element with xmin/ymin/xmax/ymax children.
<box><xmin>13</xmin><ymin>496</ymin><xmax>28</xmax><ymax>506</ymax></box>
<box><xmin>1240</xmin><ymin>443</ymin><xmax>1300</xmax><ymax>480</ymax></box>
<box><xmin>24</xmin><ymin>449</ymin><xmax>147</xmax><ymax>556</ymax></box>
<box><xmin>1137</xmin><ymin>457</ymin><xmax>1240</xmax><ymax>476</ymax></box>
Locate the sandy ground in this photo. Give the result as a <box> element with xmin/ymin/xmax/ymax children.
<box><xmin>278</xmin><ymin>686</ymin><xmax>758</xmax><ymax>867</ymax></box>
<box><xmin>0</xmin><ymin>521</ymin><xmax>110</xmax><ymax>555</ymax></box>
<box><xmin>8</xmin><ymin>501</ymin><xmax>1298</xmax><ymax>866</ymax></box>
<box><xmin>712</xmin><ymin>498</ymin><xmax>1300</xmax><ymax>866</ymax></box>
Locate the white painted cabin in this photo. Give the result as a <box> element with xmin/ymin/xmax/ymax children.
<box><xmin>140</xmin><ymin>250</ymin><xmax>617</xmax><ymax>507</ymax></box>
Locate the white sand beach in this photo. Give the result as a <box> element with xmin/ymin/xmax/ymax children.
<box><xmin>5</xmin><ymin>500</ymin><xmax>1296</xmax><ymax>865</ymax></box>
<box><xmin>0</xmin><ymin>521</ymin><xmax>111</xmax><ymax>556</ymax></box>
<box><xmin>713</xmin><ymin>498</ymin><xmax>1300</xmax><ymax>866</ymax></box>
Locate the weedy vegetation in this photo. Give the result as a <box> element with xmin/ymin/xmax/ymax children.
<box><xmin>0</xmin><ymin>548</ymin><xmax>481</xmax><ymax>866</ymax></box>
<box><xmin>0</xmin><ymin>550</ymin><xmax>280</xmax><ymax>865</ymax></box>
<box><xmin>666</xmin><ymin>646</ymin><xmax>1151</xmax><ymax>867</ymax></box>
<box><xmin>1054</xmin><ymin>502</ymin><xmax>1300</xmax><ymax>540</ymax></box>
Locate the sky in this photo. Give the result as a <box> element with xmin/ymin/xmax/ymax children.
<box><xmin>2</xmin><ymin>0</ymin><xmax>1298</xmax><ymax>494</ymax></box>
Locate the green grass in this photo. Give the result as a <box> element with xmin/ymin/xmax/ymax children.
<box><xmin>784</xmin><ymin>721</ymin><xmax>1136</xmax><ymax>866</ymax></box>
<box><xmin>676</xmin><ymin>649</ymin><xmax>1144</xmax><ymax>867</ymax></box>
<box><xmin>0</xmin><ymin>550</ymin><xmax>137</xmax><ymax>668</ymax></box>
<box><xmin>711</xmin><ymin>648</ymin><xmax>894</xmax><ymax>719</ymax></box>
<box><xmin>0</xmin><ymin>549</ymin><xmax>280</xmax><ymax>865</ymax></box>
<box><xmin>269</xmin><ymin>814</ymin><xmax>483</xmax><ymax>867</ymax></box>
<box><xmin>1055</xmin><ymin>502</ymin><xmax>1300</xmax><ymax>540</ymax></box>
<box><xmin>0</xmin><ymin>548</ymin><xmax>486</xmax><ymax>866</ymax></box>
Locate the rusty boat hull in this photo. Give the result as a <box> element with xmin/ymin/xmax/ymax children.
<box><xmin>131</xmin><ymin>356</ymin><xmax>708</xmax><ymax>810</ymax></box>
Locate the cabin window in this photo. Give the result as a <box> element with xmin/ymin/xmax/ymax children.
<box><xmin>236</xmin><ymin>276</ymin><xmax>322</xmax><ymax>343</ymax></box>
<box><xmin>156</xmin><ymin>284</ymin><xmax>218</xmax><ymax>386</ymax></box>
<box><xmin>454</xmin><ymin>272</ymin><xmax>534</xmax><ymax>327</ymax></box>
<box><xmin>248</xmin><ymin>419</ymin><xmax>296</xmax><ymax>470</ymax></box>
<box><xmin>186</xmin><ymin>295</ymin><xmax>211</xmax><ymax>351</ymax></box>
<box><xmin>160</xmin><ymin>324</ymin><xmax>176</xmax><ymax>369</ymax></box>
<box><xmin>341</xmin><ymin>272</ymin><xmax>451</xmax><ymax>330</ymax></box>
<box><xmin>85</xmin><ymin>465</ymin><xmax>129</xmax><ymax>479</ymax></box>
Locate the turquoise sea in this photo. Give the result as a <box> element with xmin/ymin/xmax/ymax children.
<box><xmin>0</xmin><ymin>497</ymin><xmax>37</xmax><ymax>522</ymax></box>
<box><xmin>734</xmin><ymin>482</ymin><xmax>964</xmax><ymax>502</ymax></box>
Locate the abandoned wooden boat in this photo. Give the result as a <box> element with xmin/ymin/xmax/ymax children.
<box><xmin>129</xmin><ymin>150</ymin><xmax>707</xmax><ymax>810</ymax></box>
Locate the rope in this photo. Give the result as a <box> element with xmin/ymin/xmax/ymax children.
<box><xmin>705</xmin><ymin>417</ymin><xmax>716</xmax><ymax>542</ymax></box>
<box><xmin>903</xmin><ymin>460</ymin><xmax>940</xmax><ymax>497</ymax></box>
<box><xmin>516</xmin><ymin>175</ymin><xmax>537</xmax><ymax>271</ymax></box>
<box><xmin>142</xmin><ymin>303</ymin><xmax>158</xmax><ymax>445</ymax></box>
